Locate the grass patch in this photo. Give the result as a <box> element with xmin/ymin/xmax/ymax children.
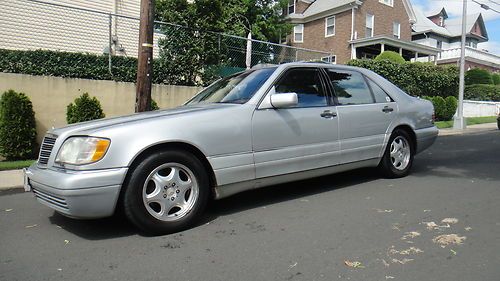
<box><xmin>436</xmin><ymin>116</ymin><xmax>498</xmax><ymax>129</ymax></box>
<box><xmin>0</xmin><ymin>160</ymin><xmax>36</xmax><ymax>171</ymax></box>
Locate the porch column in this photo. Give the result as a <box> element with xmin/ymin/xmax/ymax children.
<box><xmin>381</xmin><ymin>43</ymin><xmax>385</xmax><ymax>53</ymax></box>
<box><xmin>434</xmin><ymin>55</ymin><xmax>438</xmax><ymax>65</ymax></box>
<box><xmin>399</xmin><ymin>48</ymin><xmax>402</xmax><ymax>55</ymax></box>
<box><xmin>351</xmin><ymin>45</ymin><xmax>357</xmax><ymax>59</ymax></box>
<box><xmin>428</xmin><ymin>55</ymin><xmax>431</xmax><ymax>62</ymax></box>
<box><xmin>414</xmin><ymin>52</ymin><xmax>418</xmax><ymax>61</ymax></box>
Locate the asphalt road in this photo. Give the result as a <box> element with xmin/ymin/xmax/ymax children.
<box><xmin>1</xmin><ymin>131</ymin><xmax>499</xmax><ymax>281</ymax></box>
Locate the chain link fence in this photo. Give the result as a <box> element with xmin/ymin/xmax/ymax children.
<box><xmin>2</xmin><ymin>0</ymin><xmax>333</xmax><ymax>84</ymax></box>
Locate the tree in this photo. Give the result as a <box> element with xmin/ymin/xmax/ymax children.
<box><xmin>155</xmin><ymin>0</ymin><xmax>292</xmax><ymax>85</ymax></box>
<box><xmin>374</xmin><ymin>51</ymin><xmax>406</xmax><ymax>64</ymax></box>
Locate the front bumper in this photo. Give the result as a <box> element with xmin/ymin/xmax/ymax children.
<box><xmin>415</xmin><ymin>126</ymin><xmax>438</xmax><ymax>154</ymax></box>
<box><xmin>25</xmin><ymin>164</ymin><xmax>128</xmax><ymax>219</ymax></box>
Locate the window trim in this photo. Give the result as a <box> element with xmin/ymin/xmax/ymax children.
<box><xmin>325</xmin><ymin>16</ymin><xmax>336</xmax><ymax>37</ymax></box>
<box><xmin>393</xmin><ymin>21</ymin><xmax>400</xmax><ymax>39</ymax></box>
<box><xmin>365</xmin><ymin>76</ymin><xmax>395</xmax><ymax>103</ymax></box>
<box><xmin>321</xmin><ymin>55</ymin><xmax>336</xmax><ymax>64</ymax></box>
<box><xmin>293</xmin><ymin>24</ymin><xmax>304</xmax><ymax>43</ymax></box>
<box><xmin>366</xmin><ymin>13</ymin><xmax>374</xmax><ymax>38</ymax></box>
<box><xmin>379</xmin><ymin>0</ymin><xmax>394</xmax><ymax>7</ymax></box>
<box><xmin>325</xmin><ymin>68</ymin><xmax>377</xmax><ymax>106</ymax></box>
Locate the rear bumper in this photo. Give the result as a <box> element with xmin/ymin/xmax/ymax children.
<box><xmin>415</xmin><ymin>126</ymin><xmax>438</xmax><ymax>154</ymax></box>
<box><xmin>25</xmin><ymin>164</ymin><xmax>128</xmax><ymax>219</ymax></box>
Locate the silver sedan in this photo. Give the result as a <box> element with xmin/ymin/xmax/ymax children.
<box><xmin>25</xmin><ymin>62</ymin><xmax>438</xmax><ymax>234</ymax></box>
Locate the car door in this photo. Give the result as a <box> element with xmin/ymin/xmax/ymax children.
<box><xmin>324</xmin><ymin>68</ymin><xmax>397</xmax><ymax>164</ymax></box>
<box><xmin>251</xmin><ymin>67</ymin><xmax>340</xmax><ymax>179</ymax></box>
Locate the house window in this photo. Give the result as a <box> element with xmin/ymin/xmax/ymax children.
<box><xmin>366</xmin><ymin>14</ymin><xmax>374</xmax><ymax>38</ymax></box>
<box><xmin>379</xmin><ymin>0</ymin><xmax>394</xmax><ymax>7</ymax></box>
<box><xmin>393</xmin><ymin>21</ymin><xmax>400</xmax><ymax>39</ymax></box>
<box><xmin>321</xmin><ymin>55</ymin><xmax>336</xmax><ymax>64</ymax></box>
<box><xmin>294</xmin><ymin>24</ymin><xmax>304</xmax><ymax>43</ymax></box>
<box><xmin>439</xmin><ymin>16</ymin><xmax>444</xmax><ymax>27</ymax></box>
<box><xmin>436</xmin><ymin>40</ymin><xmax>442</xmax><ymax>49</ymax></box>
<box><xmin>325</xmin><ymin>16</ymin><xmax>335</xmax><ymax>37</ymax></box>
<box><xmin>288</xmin><ymin>0</ymin><xmax>295</xmax><ymax>14</ymax></box>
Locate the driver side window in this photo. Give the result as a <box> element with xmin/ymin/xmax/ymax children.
<box><xmin>275</xmin><ymin>68</ymin><xmax>327</xmax><ymax>107</ymax></box>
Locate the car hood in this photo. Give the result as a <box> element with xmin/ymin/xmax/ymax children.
<box><xmin>50</xmin><ymin>103</ymin><xmax>237</xmax><ymax>137</ymax></box>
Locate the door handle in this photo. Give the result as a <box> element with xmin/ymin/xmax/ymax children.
<box><xmin>382</xmin><ymin>106</ymin><xmax>394</xmax><ymax>113</ymax></box>
<box><xmin>320</xmin><ymin>110</ymin><xmax>337</xmax><ymax>118</ymax></box>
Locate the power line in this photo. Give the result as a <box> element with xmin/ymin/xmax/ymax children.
<box><xmin>471</xmin><ymin>0</ymin><xmax>500</xmax><ymax>13</ymax></box>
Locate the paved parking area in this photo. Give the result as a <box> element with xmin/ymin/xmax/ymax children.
<box><xmin>0</xmin><ymin>130</ymin><xmax>499</xmax><ymax>281</ymax></box>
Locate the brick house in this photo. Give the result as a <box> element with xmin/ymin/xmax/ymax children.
<box><xmin>412</xmin><ymin>7</ymin><xmax>499</xmax><ymax>72</ymax></box>
<box><xmin>285</xmin><ymin>0</ymin><xmax>439</xmax><ymax>64</ymax></box>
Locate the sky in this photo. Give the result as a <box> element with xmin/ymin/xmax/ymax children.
<box><xmin>411</xmin><ymin>0</ymin><xmax>500</xmax><ymax>55</ymax></box>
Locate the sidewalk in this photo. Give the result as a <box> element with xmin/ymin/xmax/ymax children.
<box><xmin>0</xmin><ymin>123</ymin><xmax>498</xmax><ymax>192</ymax></box>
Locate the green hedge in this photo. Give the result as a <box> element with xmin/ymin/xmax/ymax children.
<box><xmin>347</xmin><ymin>59</ymin><xmax>459</xmax><ymax>98</ymax></box>
<box><xmin>492</xmin><ymin>73</ymin><xmax>500</xmax><ymax>85</ymax></box>
<box><xmin>0</xmin><ymin>48</ymin><xmax>196</xmax><ymax>86</ymax></box>
<box><xmin>374</xmin><ymin>51</ymin><xmax>406</xmax><ymax>64</ymax></box>
<box><xmin>464</xmin><ymin>84</ymin><xmax>500</xmax><ymax>101</ymax></box>
<box><xmin>465</xmin><ymin>68</ymin><xmax>493</xmax><ymax>85</ymax></box>
<box><xmin>0</xmin><ymin>90</ymin><xmax>37</xmax><ymax>160</ymax></box>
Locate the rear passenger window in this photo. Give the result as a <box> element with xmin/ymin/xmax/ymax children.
<box><xmin>326</xmin><ymin>70</ymin><xmax>374</xmax><ymax>105</ymax></box>
<box><xmin>367</xmin><ymin>78</ymin><xmax>393</xmax><ymax>103</ymax></box>
<box><xmin>275</xmin><ymin>68</ymin><xmax>327</xmax><ymax>107</ymax></box>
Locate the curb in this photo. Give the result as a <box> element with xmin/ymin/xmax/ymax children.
<box><xmin>438</xmin><ymin>123</ymin><xmax>498</xmax><ymax>136</ymax></box>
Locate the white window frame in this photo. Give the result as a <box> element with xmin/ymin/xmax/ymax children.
<box><xmin>294</xmin><ymin>24</ymin><xmax>304</xmax><ymax>43</ymax></box>
<box><xmin>379</xmin><ymin>0</ymin><xmax>394</xmax><ymax>7</ymax></box>
<box><xmin>366</xmin><ymin>14</ymin><xmax>374</xmax><ymax>38</ymax></box>
<box><xmin>325</xmin><ymin>16</ymin><xmax>336</xmax><ymax>37</ymax></box>
<box><xmin>288</xmin><ymin>0</ymin><xmax>295</xmax><ymax>14</ymax></box>
<box><xmin>321</xmin><ymin>55</ymin><xmax>336</xmax><ymax>64</ymax></box>
<box><xmin>393</xmin><ymin>21</ymin><xmax>400</xmax><ymax>39</ymax></box>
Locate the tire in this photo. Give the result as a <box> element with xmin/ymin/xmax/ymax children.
<box><xmin>379</xmin><ymin>129</ymin><xmax>414</xmax><ymax>178</ymax></box>
<box><xmin>122</xmin><ymin>150</ymin><xmax>209</xmax><ymax>235</ymax></box>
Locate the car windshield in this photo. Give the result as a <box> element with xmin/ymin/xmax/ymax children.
<box><xmin>186</xmin><ymin>67</ymin><xmax>277</xmax><ymax>105</ymax></box>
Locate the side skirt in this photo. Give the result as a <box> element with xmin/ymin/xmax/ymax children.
<box><xmin>213</xmin><ymin>158</ymin><xmax>380</xmax><ymax>200</ymax></box>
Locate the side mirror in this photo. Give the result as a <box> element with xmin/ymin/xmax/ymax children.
<box><xmin>270</xmin><ymin>91</ymin><xmax>298</xmax><ymax>108</ymax></box>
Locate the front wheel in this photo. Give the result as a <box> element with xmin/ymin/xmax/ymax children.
<box><xmin>379</xmin><ymin>129</ymin><xmax>414</xmax><ymax>178</ymax></box>
<box><xmin>122</xmin><ymin>150</ymin><xmax>209</xmax><ymax>235</ymax></box>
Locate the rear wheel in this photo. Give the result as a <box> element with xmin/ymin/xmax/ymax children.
<box><xmin>122</xmin><ymin>150</ymin><xmax>209</xmax><ymax>235</ymax></box>
<box><xmin>379</xmin><ymin>129</ymin><xmax>414</xmax><ymax>178</ymax></box>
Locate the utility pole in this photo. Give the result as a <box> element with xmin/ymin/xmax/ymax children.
<box><xmin>135</xmin><ymin>0</ymin><xmax>155</xmax><ymax>112</ymax></box>
<box><xmin>453</xmin><ymin>0</ymin><xmax>467</xmax><ymax>129</ymax></box>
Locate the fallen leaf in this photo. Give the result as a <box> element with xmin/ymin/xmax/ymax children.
<box><xmin>25</xmin><ymin>224</ymin><xmax>37</xmax><ymax>228</ymax></box>
<box><xmin>57</xmin><ymin>268</ymin><xmax>62</xmax><ymax>271</ymax></box>
<box><xmin>432</xmin><ymin>234</ymin><xmax>466</xmax><ymax>246</ymax></box>
<box><xmin>401</xmin><ymin>231</ymin><xmax>421</xmax><ymax>240</ymax></box>
<box><xmin>391</xmin><ymin>223</ymin><xmax>401</xmax><ymax>231</ymax></box>
<box><xmin>464</xmin><ymin>227</ymin><xmax>472</xmax><ymax>231</ymax></box>
<box><xmin>382</xmin><ymin>259</ymin><xmax>390</xmax><ymax>267</ymax></box>
<box><xmin>288</xmin><ymin>262</ymin><xmax>297</xmax><ymax>270</ymax></box>
<box><xmin>423</xmin><ymin>221</ymin><xmax>439</xmax><ymax>230</ymax></box>
<box><xmin>423</xmin><ymin>209</ymin><xmax>431</xmax><ymax>212</ymax></box>
<box><xmin>450</xmin><ymin>249</ymin><xmax>457</xmax><ymax>255</ymax></box>
<box><xmin>344</xmin><ymin>260</ymin><xmax>364</xmax><ymax>268</ymax></box>
<box><xmin>391</xmin><ymin>258</ymin><xmax>413</xmax><ymax>264</ymax></box>
<box><xmin>375</xmin><ymin>209</ymin><xmax>393</xmax><ymax>213</ymax></box>
<box><xmin>441</xmin><ymin>218</ymin><xmax>458</xmax><ymax>224</ymax></box>
<box><xmin>4</xmin><ymin>209</ymin><xmax>13</xmax><ymax>212</ymax></box>
<box><xmin>386</xmin><ymin>276</ymin><xmax>395</xmax><ymax>279</ymax></box>
<box><xmin>64</xmin><ymin>239</ymin><xmax>70</xmax><ymax>245</ymax></box>
<box><xmin>389</xmin><ymin>246</ymin><xmax>423</xmax><ymax>255</ymax></box>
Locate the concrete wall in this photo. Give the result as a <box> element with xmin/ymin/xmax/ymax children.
<box><xmin>463</xmin><ymin>100</ymin><xmax>500</xmax><ymax>118</ymax></box>
<box><xmin>0</xmin><ymin>73</ymin><xmax>201</xmax><ymax>144</ymax></box>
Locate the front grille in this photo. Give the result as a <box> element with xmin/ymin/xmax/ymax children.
<box><xmin>38</xmin><ymin>135</ymin><xmax>57</xmax><ymax>167</ymax></box>
<box><xmin>33</xmin><ymin>187</ymin><xmax>68</xmax><ymax>210</ymax></box>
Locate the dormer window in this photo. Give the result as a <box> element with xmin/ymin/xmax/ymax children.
<box><xmin>288</xmin><ymin>0</ymin><xmax>295</xmax><ymax>14</ymax></box>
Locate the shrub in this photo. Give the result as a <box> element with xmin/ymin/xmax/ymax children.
<box><xmin>492</xmin><ymin>73</ymin><xmax>500</xmax><ymax>85</ymax></box>
<box><xmin>0</xmin><ymin>90</ymin><xmax>37</xmax><ymax>160</ymax></box>
<box><xmin>347</xmin><ymin>59</ymin><xmax>459</xmax><ymax>98</ymax></box>
<box><xmin>66</xmin><ymin>93</ymin><xmax>105</xmax><ymax>124</ymax></box>
<box><xmin>464</xmin><ymin>84</ymin><xmax>500</xmax><ymax>101</ymax></box>
<box><xmin>151</xmin><ymin>99</ymin><xmax>160</xmax><ymax>111</ymax></box>
<box><xmin>422</xmin><ymin>96</ymin><xmax>457</xmax><ymax>121</ymax></box>
<box><xmin>465</xmin><ymin>68</ymin><xmax>493</xmax><ymax>85</ymax></box>
<box><xmin>374</xmin><ymin>51</ymin><xmax>406</xmax><ymax>64</ymax></box>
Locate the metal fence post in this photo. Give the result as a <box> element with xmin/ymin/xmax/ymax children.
<box><xmin>108</xmin><ymin>13</ymin><xmax>113</xmax><ymax>76</ymax></box>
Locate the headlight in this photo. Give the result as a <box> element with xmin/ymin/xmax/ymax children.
<box><xmin>55</xmin><ymin>137</ymin><xmax>110</xmax><ymax>165</ymax></box>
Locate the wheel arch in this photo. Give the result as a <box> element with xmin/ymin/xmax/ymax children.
<box><xmin>120</xmin><ymin>142</ymin><xmax>218</xmax><ymax>202</ymax></box>
<box><xmin>391</xmin><ymin>124</ymin><xmax>417</xmax><ymax>152</ymax></box>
